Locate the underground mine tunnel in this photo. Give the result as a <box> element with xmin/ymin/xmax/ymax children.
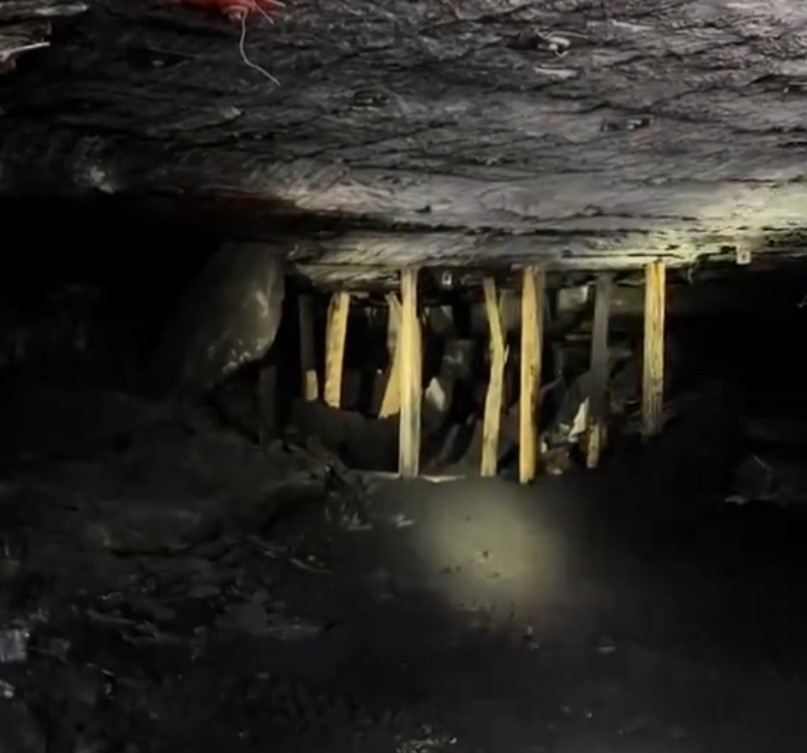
<box><xmin>5</xmin><ymin>1</ymin><xmax>807</xmax><ymax>752</ymax></box>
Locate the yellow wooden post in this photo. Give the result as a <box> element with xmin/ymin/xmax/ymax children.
<box><xmin>398</xmin><ymin>269</ymin><xmax>421</xmax><ymax>477</ymax></box>
<box><xmin>481</xmin><ymin>278</ymin><xmax>507</xmax><ymax>477</ymax></box>
<box><xmin>642</xmin><ymin>260</ymin><xmax>666</xmax><ymax>439</ymax></box>
<box><xmin>519</xmin><ymin>267</ymin><xmax>546</xmax><ymax>484</ymax></box>
<box><xmin>323</xmin><ymin>291</ymin><xmax>351</xmax><ymax>408</ymax></box>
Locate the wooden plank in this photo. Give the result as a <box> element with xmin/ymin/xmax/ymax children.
<box><xmin>481</xmin><ymin>278</ymin><xmax>507</xmax><ymax>477</ymax></box>
<box><xmin>586</xmin><ymin>273</ymin><xmax>612</xmax><ymax>468</ymax></box>
<box><xmin>297</xmin><ymin>294</ymin><xmax>319</xmax><ymax>401</ymax></box>
<box><xmin>323</xmin><ymin>291</ymin><xmax>351</xmax><ymax>408</ymax></box>
<box><xmin>519</xmin><ymin>266</ymin><xmax>546</xmax><ymax>484</ymax></box>
<box><xmin>398</xmin><ymin>268</ymin><xmax>421</xmax><ymax>477</ymax></box>
<box><xmin>642</xmin><ymin>260</ymin><xmax>667</xmax><ymax>439</ymax></box>
<box><xmin>379</xmin><ymin>293</ymin><xmax>402</xmax><ymax>418</ymax></box>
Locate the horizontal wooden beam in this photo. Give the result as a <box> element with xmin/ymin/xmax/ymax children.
<box><xmin>288</xmin><ymin>237</ymin><xmax>799</xmax><ymax>280</ymax></box>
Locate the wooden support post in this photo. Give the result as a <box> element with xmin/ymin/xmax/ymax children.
<box><xmin>586</xmin><ymin>274</ymin><xmax>612</xmax><ymax>469</ymax></box>
<box><xmin>398</xmin><ymin>268</ymin><xmax>421</xmax><ymax>477</ymax></box>
<box><xmin>481</xmin><ymin>278</ymin><xmax>507</xmax><ymax>477</ymax></box>
<box><xmin>642</xmin><ymin>260</ymin><xmax>666</xmax><ymax>439</ymax></box>
<box><xmin>519</xmin><ymin>266</ymin><xmax>546</xmax><ymax>484</ymax></box>
<box><xmin>323</xmin><ymin>291</ymin><xmax>351</xmax><ymax>408</ymax></box>
<box><xmin>298</xmin><ymin>295</ymin><xmax>319</xmax><ymax>401</ymax></box>
<box><xmin>379</xmin><ymin>293</ymin><xmax>402</xmax><ymax>418</ymax></box>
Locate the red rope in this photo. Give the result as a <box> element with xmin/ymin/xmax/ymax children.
<box><xmin>175</xmin><ymin>0</ymin><xmax>285</xmax><ymax>23</ymax></box>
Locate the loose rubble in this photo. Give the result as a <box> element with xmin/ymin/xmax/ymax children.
<box><xmin>3</xmin><ymin>389</ymin><xmax>807</xmax><ymax>752</ymax></box>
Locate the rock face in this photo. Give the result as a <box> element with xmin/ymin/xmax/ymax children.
<box><xmin>152</xmin><ymin>241</ymin><xmax>285</xmax><ymax>398</ymax></box>
<box><xmin>0</xmin><ymin>0</ymin><xmax>86</xmax><ymax>74</ymax></box>
<box><xmin>0</xmin><ymin>0</ymin><xmax>806</xmax><ymax>279</ymax></box>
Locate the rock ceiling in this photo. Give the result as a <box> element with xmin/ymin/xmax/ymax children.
<box><xmin>1</xmin><ymin>0</ymin><xmax>807</xmax><ymax>277</ymax></box>
<box><xmin>0</xmin><ymin>1</ymin><xmax>86</xmax><ymax>72</ymax></box>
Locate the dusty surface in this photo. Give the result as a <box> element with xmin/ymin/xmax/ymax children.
<box><xmin>1</xmin><ymin>388</ymin><xmax>807</xmax><ymax>752</ymax></box>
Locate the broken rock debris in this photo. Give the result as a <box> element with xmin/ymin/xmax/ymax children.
<box><xmin>0</xmin><ymin>392</ymin><xmax>395</xmax><ymax>751</ymax></box>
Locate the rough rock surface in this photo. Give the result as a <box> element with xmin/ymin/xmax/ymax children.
<box><xmin>1</xmin><ymin>387</ymin><xmax>807</xmax><ymax>752</ymax></box>
<box><xmin>4</xmin><ymin>227</ymin><xmax>807</xmax><ymax>753</ymax></box>
<box><xmin>152</xmin><ymin>241</ymin><xmax>285</xmax><ymax>397</ymax></box>
<box><xmin>0</xmin><ymin>0</ymin><xmax>86</xmax><ymax>73</ymax></box>
<box><xmin>1</xmin><ymin>1</ymin><xmax>807</xmax><ymax>279</ymax></box>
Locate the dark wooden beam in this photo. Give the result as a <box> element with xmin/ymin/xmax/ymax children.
<box><xmin>297</xmin><ymin>294</ymin><xmax>318</xmax><ymax>401</ymax></box>
<box><xmin>585</xmin><ymin>273</ymin><xmax>612</xmax><ymax>469</ymax></box>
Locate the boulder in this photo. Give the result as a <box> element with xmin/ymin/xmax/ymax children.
<box><xmin>153</xmin><ymin>241</ymin><xmax>284</xmax><ymax>398</ymax></box>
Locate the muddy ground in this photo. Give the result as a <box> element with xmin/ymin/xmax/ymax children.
<box><xmin>1</xmin><ymin>387</ymin><xmax>807</xmax><ymax>753</ymax></box>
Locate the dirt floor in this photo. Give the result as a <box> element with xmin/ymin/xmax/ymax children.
<box><xmin>2</xmin><ymin>387</ymin><xmax>807</xmax><ymax>753</ymax></box>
